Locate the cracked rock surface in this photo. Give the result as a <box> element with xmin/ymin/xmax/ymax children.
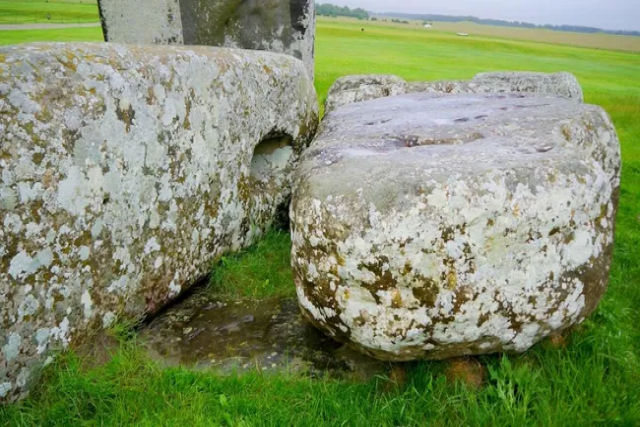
<box><xmin>291</xmin><ymin>92</ymin><xmax>620</xmax><ymax>361</ymax></box>
<box><xmin>0</xmin><ymin>42</ymin><xmax>317</xmax><ymax>401</ymax></box>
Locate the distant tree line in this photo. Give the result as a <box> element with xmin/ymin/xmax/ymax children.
<box><xmin>384</xmin><ymin>12</ymin><xmax>640</xmax><ymax>37</ymax></box>
<box><xmin>317</xmin><ymin>3</ymin><xmax>369</xmax><ymax>20</ymax></box>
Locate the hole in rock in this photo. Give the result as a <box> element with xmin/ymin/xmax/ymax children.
<box><xmin>250</xmin><ymin>133</ymin><xmax>295</xmax><ymax>182</ymax></box>
<box><xmin>249</xmin><ymin>133</ymin><xmax>295</xmax><ymax>230</ymax></box>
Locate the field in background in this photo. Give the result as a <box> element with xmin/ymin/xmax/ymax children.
<box><xmin>0</xmin><ymin>26</ymin><xmax>101</xmax><ymax>44</ymax></box>
<box><xmin>425</xmin><ymin>20</ymin><xmax>640</xmax><ymax>53</ymax></box>
<box><xmin>1</xmin><ymin>11</ymin><xmax>639</xmax><ymax>426</ymax></box>
<box><xmin>0</xmin><ymin>0</ymin><xmax>98</xmax><ymax>24</ymax></box>
<box><xmin>365</xmin><ymin>16</ymin><xmax>640</xmax><ymax>53</ymax></box>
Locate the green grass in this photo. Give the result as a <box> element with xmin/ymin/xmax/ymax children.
<box><xmin>0</xmin><ymin>26</ymin><xmax>102</xmax><ymax>45</ymax></box>
<box><xmin>209</xmin><ymin>230</ymin><xmax>295</xmax><ymax>300</ymax></box>
<box><xmin>1</xmin><ymin>16</ymin><xmax>640</xmax><ymax>426</ymax></box>
<box><xmin>0</xmin><ymin>0</ymin><xmax>99</xmax><ymax>24</ymax></box>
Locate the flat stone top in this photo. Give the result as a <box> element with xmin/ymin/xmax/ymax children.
<box><xmin>299</xmin><ymin>93</ymin><xmax>613</xmax><ymax>209</ymax></box>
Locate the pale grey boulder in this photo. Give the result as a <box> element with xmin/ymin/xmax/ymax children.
<box><xmin>469</xmin><ymin>71</ymin><xmax>583</xmax><ymax>100</ymax></box>
<box><xmin>325</xmin><ymin>71</ymin><xmax>584</xmax><ymax>113</ymax></box>
<box><xmin>0</xmin><ymin>42</ymin><xmax>317</xmax><ymax>401</ymax></box>
<box><xmin>97</xmin><ymin>0</ymin><xmax>316</xmax><ymax>78</ymax></box>
<box><xmin>324</xmin><ymin>75</ymin><xmax>407</xmax><ymax>114</ymax></box>
<box><xmin>292</xmin><ymin>93</ymin><xmax>620</xmax><ymax>361</ymax></box>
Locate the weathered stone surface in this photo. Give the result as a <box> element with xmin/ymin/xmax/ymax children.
<box><xmin>0</xmin><ymin>42</ymin><xmax>317</xmax><ymax>401</ymax></box>
<box><xmin>324</xmin><ymin>75</ymin><xmax>407</xmax><ymax>114</ymax></box>
<box><xmin>97</xmin><ymin>0</ymin><xmax>316</xmax><ymax>78</ymax></box>
<box><xmin>325</xmin><ymin>72</ymin><xmax>584</xmax><ymax>113</ymax></box>
<box><xmin>291</xmin><ymin>93</ymin><xmax>620</xmax><ymax>361</ymax></box>
<box><xmin>140</xmin><ymin>292</ymin><xmax>387</xmax><ymax>379</ymax></box>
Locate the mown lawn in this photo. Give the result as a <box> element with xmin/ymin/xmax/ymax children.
<box><xmin>1</xmin><ymin>16</ymin><xmax>640</xmax><ymax>426</ymax></box>
<box><xmin>0</xmin><ymin>0</ymin><xmax>99</xmax><ymax>24</ymax></box>
<box><xmin>0</xmin><ymin>26</ymin><xmax>102</xmax><ymax>45</ymax></box>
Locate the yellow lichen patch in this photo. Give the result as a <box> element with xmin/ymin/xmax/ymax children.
<box><xmin>146</xmin><ymin>86</ymin><xmax>156</xmax><ymax>105</ymax></box>
<box><xmin>56</xmin><ymin>51</ymin><xmax>78</xmax><ymax>72</ymax></box>
<box><xmin>391</xmin><ymin>289</ymin><xmax>403</xmax><ymax>308</ymax></box>
<box><xmin>116</xmin><ymin>104</ymin><xmax>136</xmax><ymax>133</ymax></box>
<box><xmin>446</xmin><ymin>270</ymin><xmax>458</xmax><ymax>290</ymax></box>
<box><xmin>513</xmin><ymin>204</ymin><xmax>520</xmax><ymax>217</ymax></box>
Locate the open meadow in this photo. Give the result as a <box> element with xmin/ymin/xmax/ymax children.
<box><xmin>0</xmin><ymin>0</ymin><xmax>98</xmax><ymax>25</ymax></box>
<box><xmin>0</xmin><ymin>6</ymin><xmax>639</xmax><ymax>425</ymax></box>
<box><xmin>364</xmin><ymin>17</ymin><xmax>640</xmax><ymax>53</ymax></box>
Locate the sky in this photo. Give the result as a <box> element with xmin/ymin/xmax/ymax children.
<box><xmin>327</xmin><ymin>0</ymin><xmax>640</xmax><ymax>32</ymax></box>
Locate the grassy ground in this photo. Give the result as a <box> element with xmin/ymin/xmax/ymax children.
<box><xmin>1</xmin><ymin>15</ymin><xmax>640</xmax><ymax>426</ymax></box>
<box><xmin>368</xmin><ymin>17</ymin><xmax>640</xmax><ymax>53</ymax></box>
<box><xmin>428</xmin><ymin>20</ymin><xmax>640</xmax><ymax>53</ymax></box>
<box><xmin>0</xmin><ymin>0</ymin><xmax>99</xmax><ymax>24</ymax></box>
<box><xmin>0</xmin><ymin>26</ymin><xmax>102</xmax><ymax>45</ymax></box>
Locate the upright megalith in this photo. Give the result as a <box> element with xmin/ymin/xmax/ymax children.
<box><xmin>291</xmin><ymin>91</ymin><xmax>620</xmax><ymax>361</ymax></box>
<box><xmin>97</xmin><ymin>0</ymin><xmax>316</xmax><ymax>78</ymax></box>
<box><xmin>0</xmin><ymin>42</ymin><xmax>318</xmax><ymax>402</ymax></box>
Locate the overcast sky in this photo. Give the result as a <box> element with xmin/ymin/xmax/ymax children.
<box><xmin>327</xmin><ymin>0</ymin><xmax>640</xmax><ymax>32</ymax></box>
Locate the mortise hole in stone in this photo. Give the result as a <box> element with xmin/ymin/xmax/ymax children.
<box><xmin>250</xmin><ymin>133</ymin><xmax>294</xmax><ymax>181</ymax></box>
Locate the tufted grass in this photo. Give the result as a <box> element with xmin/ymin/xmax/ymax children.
<box><xmin>208</xmin><ymin>230</ymin><xmax>296</xmax><ymax>300</ymax></box>
<box><xmin>1</xmin><ymin>16</ymin><xmax>640</xmax><ymax>426</ymax></box>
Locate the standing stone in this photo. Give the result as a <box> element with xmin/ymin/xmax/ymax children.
<box><xmin>0</xmin><ymin>42</ymin><xmax>317</xmax><ymax>402</ymax></box>
<box><xmin>97</xmin><ymin>0</ymin><xmax>316</xmax><ymax>78</ymax></box>
<box><xmin>291</xmin><ymin>92</ymin><xmax>620</xmax><ymax>361</ymax></box>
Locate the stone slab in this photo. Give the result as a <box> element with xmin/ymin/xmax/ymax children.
<box><xmin>291</xmin><ymin>92</ymin><xmax>620</xmax><ymax>361</ymax></box>
<box><xmin>325</xmin><ymin>72</ymin><xmax>584</xmax><ymax>113</ymax></box>
<box><xmin>0</xmin><ymin>42</ymin><xmax>318</xmax><ymax>401</ymax></box>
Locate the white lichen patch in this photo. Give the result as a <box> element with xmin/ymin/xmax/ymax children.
<box><xmin>291</xmin><ymin>93</ymin><xmax>620</xmax><ymax>361</ymax></box>
<box><xmin>0</xmin><ymin>42</ymin><xmax>318</xmax><ymax>402</ymax></box>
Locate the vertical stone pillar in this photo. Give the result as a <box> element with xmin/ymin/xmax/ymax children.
<box><xmin>98</xmin><ymin>0</ymin><xmax>315</xmax><ymax>78</ymax></box>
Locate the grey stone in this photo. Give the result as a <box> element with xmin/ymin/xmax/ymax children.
<box><xmin>97</xmin><ymin>0</ymin><xmax>316</xmax><ymax>78</ymax></box>
<box><xmin>325</xmin><ymin>71</ymin><xmax>584</xmax><ymax>113</ymax></box>
<box><xmin>0</xmin><ymin>42</ymin><xmax>318</xmax><ymax>402</ymax></box>
<box><xmin>140</xmin><ymin>292</ymin><xmax>387</xmax><ymax>380</ymax></box>
<box><xmin>291</xmin><ymin>93</ymin><xmax>620</xmax><ymax>361</ymax></box>
<box><xmin>324</xmin><ymin>75</ymin><xmax>407</xmax><ymax>114</ymax></box>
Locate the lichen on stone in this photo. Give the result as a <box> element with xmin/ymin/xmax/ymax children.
<box><xmin>291</xmin><ymin>92</ymin><xmax>620</xmax><ymax>361</ymax></box>
<box><xmin>0</xmin><ymin>42</ymin><xmax>318</xmax><ymax>402</ymax></box>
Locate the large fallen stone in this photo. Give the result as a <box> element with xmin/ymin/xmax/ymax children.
<box><xmin>324</xmin><ymin>72</ymin><xmax>584</xmax><ymax>113</ymax></box>
<box><xmin>0</xmin><ymin>42</ymin><xmax>317</xmax><ymax>401</ymax></box>
<box><xmin>97</xmin><ymin>0</ymin><xmax>316</xmax><ymax>78</ymax></box>
<box><xmin>291</xmin><ymin>93</ymin><xmax>620</xmax><ymax>361</ymax></box>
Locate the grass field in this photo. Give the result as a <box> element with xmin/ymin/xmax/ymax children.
<box><xmin>0</xmin><ymin>26</ymin><xmax>101</xmax><ymax>44</ymax></box>
<box><xmin>368</xmin><ymin>17</ymin><xmax>640</xmax><ymax>53</ymax></box>
<box><xmin>425</xmin><ymin>20</ymin><xmax>640</xmax><ymax>53</ymax></box>
<box><xmin>1</xmin><ymin>12</ymin><xmax>640</xmax><ymax>426</ymax></box>
<box><xmin>0</xmin><ymin>0</ymin><xmax>98</xmax><ymax>24</ymax></box>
